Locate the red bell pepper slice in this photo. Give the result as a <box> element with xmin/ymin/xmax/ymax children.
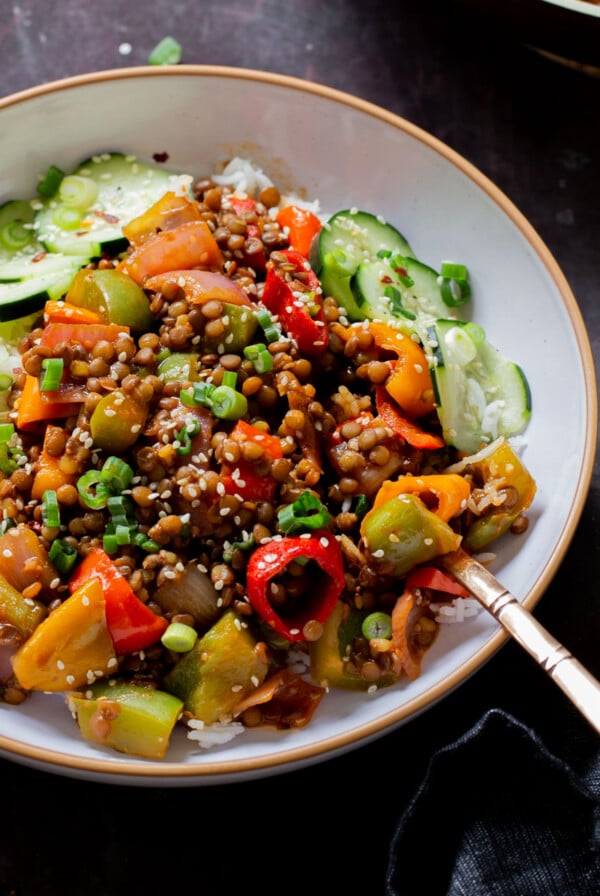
<box><xmin>276</xmin><ymin>205</ymin><xmax>322</xmax><ymax>258</ymax></box>
<box><xmin>68</xmin><ymin>547</ymin><xmax>168</xmax><ymax>654</ymax></box>
<box><xmin>221</xmin><ymin>419</ymin><xmax>283</xmax><ymax>502</ymax></box>
<box><xmin>246</xmin><ymin>530</ymin><xmax>345</xmax><ymax>642</ymax></box>
<box><xmin>406</xmin><ymin>566</ymin><xmax>470</xmax><ymax>597</ymax></box>
<box><xmin>261</xmin><ymin>249</ymin><xmax>329</xmax><ymax>356</ymax></box>
<box><xmin>375</xmin><ymin>385</ymin><xmax>445</xmax><ymax>450</ymax></box>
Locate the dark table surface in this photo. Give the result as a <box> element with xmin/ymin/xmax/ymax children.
<box><xmin>1</xmin><ymin>2</ymin><xmax>599</xmax><ymax>894</ymax></box>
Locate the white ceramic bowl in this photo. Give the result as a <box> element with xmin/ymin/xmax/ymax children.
<box><xmin>0</xmin><ymin>66</ymin><xmax>596</xmax><ymax>786</ymax></box>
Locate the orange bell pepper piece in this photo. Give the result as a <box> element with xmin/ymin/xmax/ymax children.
<box><xmin>118</xmin><ymin>220</ymin><xmax>224</xmax><ymax>285</ymax></box>
<box><xmin>276</xmin><ymin>204</ymin><xmax>323</xmax><ymax>258</ymax></box>
<box><xmin>368</xmin><ymin>321</ymin><xmax>436</xmax><ymax>418</ymax></box>
<box><xmin>375</xmin><ymin>386</ymin><xmax>445</xmax><ymax>450</ymax></box>
<box><xmin>11</xmin><ymin>578</ymin><xmax>117</xmax><ymax>692</ymax></box>
<box><xmin>364</xmin><ymin>473</ymin><xmax>471</xmax><ymax>528</ymax></box>
<box><xmin>44</xmin><ymin>300</ymin><xmax>105</xmax><ymax>325</ymax></box>
<box><xmin>391</xmin><ymin>589</ymin><xmax>437</xmax><ymax>681</ymax></box>
<box><xmin>122</xmin><ymin>191</ymin><xmax>202</xmax><ymax>246</ymax></box>
<box><xmin>16</xmin><ymin>375</ymin><xmax>81</xmax><ymax>430</ymax></box>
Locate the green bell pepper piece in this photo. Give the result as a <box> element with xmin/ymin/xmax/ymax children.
<box><xmin>89</xmin><ymin>390</ymin><xmax>149</xmax><ymax>452</ymax></box>
<box><xmin>201</xmin><ymin>302</ymin><xmax>258</xmax><ymax>353</ymax></box>
<box><xmin>66</xmin><ymin>268</ymin><xmax>154</xmax><ymax>332</ymax></box>
<box><xmin>163</xmin><ymin>609</ymin><xmax>269</xmax><ymax>724</ymax></box>
<box><xmin>67</xmin><ymin>680</ymin><xmax>183</xmax><ymax>759</ymax></box>
<box><xmin>157</xmin><ymin>352</ymin><xmax>199</xmax><ymax>383</ymax></box>
<box><xmin>310</xmin><ymin>600</ymin><xmax>398</xmax><ymax>691</ymax></box>
<box><xmin>362</xmin><ymin>492</ymin><xmax>462</xmax><ymax>577</ymax></box>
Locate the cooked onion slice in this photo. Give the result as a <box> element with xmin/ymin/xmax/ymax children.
<box><xmin>153</xmin><ymin>563</ymin><xmax>221</xmax><ymax>630</ymax></box>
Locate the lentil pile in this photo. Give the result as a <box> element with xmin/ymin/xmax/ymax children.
<box><xmin>0</xmin><ymin>157</ymin><xmax>535</xmax><ymax>758</ymax></box>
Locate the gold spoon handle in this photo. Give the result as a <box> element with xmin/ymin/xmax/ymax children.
<box><xmin>440</xmin><ymin>549</ymin><xmax>600</xmax><ymax>736</ymax></box>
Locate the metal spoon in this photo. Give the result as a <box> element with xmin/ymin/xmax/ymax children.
<box><xmin>439</xmin><ymin>547</ymin><xmax>600</xmax><ymax>735</ymax></box>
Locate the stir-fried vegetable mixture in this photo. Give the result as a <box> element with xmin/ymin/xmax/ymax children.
<box><xmin>0</xmin><ymin>154</ymin><xmax>536</xmax><ymax>759</ymax></box>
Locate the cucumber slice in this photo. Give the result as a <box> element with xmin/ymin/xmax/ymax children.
<box><xmin>313</xmin><ymin>209</ymin><xmax>415</xmax><ymax>321</ymax></box>
<box><xmin>33</xmin><ymin>152</ymin><xmax>176</xmax><ymax>257</ymax></box>
<box><xmin>0</xmin><ymin>258</ymin><xmax>89</xmax><ymax>322</ymax></box>
<box><xmin>428</xmin><ymin>319</ymin><xmax>531</xmax><ymax>453</ymax></box>
<box><xmin>0</xmin><ymin>252</ymin><xmax>90</xmax><ymax>284</ymax></box>
<box><xmin>352</xmin><ymin>256</ymin><xmax>455</xmax><ymax>339</ymax></box>
<box><xmin>0</xmin><ymin>200</ymin><xmax>39</xmax><ymax>262</ymax></box>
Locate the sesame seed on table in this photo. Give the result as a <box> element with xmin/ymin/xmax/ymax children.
<box><xmin>1</xmin><ymin>1</ymin><xmax>600</xmax><ymax>894</ymax></box>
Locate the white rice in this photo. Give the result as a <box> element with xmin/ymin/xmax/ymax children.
<box><xmin>429</xmin><ymin>596</ymin><xmax>481</xmax><ymax>624</ymax></box>
<box><xmin>186</xmin><ymin>718</ymin><xmax>245</xmax><ymax>748</ymax></box>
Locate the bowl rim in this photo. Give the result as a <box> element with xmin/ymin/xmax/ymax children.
<box><xmin>0</xmin><ymin>65</ymin><xmax>596</xmax><ymax>783</ymax></box>
<box><xmin>542</xmin><ymin>0</ymin><xmax>600</xmax><ymax>17</ymax></box>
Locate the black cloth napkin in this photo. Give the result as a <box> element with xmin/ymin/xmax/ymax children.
<box><xmin>385</xmin><ymin>708</ymin><xmax>600</xmax><ymax>896</ymax></box>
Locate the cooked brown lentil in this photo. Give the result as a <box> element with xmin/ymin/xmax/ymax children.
<box><xmin>0</xmin><ymin>165</ymin><xmax>534</xmax><ymax>733</ymax></box>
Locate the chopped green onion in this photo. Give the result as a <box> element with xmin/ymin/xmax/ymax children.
<box><xmin>41</xmin><ymin>489</ymin><xmax>60</xmax><ymax>528</ymax></box>
<box><xmin>221</xmin><ymin>371</ymin><xmax>238</xmax><ymax>389</ymax></box>
<box><xmin>438</xmin><ymin>263</ymin><xmax>471</xmax><ymax>308</ymax></box>
<box><xmin>0</xmin><ymin>444</ymin><xmax>17</xmax><ymax>475</ymax></box>
<box><xmin>222</xmin><ymin>535</ymin><xmax>255</xmax><ymax>565</ymax></box>
<box><xmin>440</xmin><ymin>277</ymin><xmax>471</xmax><ymax>308</ymax></box>
<box><xmin>0</xmin><ymin>221</ymin><xmax>32</xmax><ymax>252</ymax></box>
<box><xmin>0</xmin><ymin>374</ymin><xmax>13</xmax><ymax>391</ymax></box>
<box><xmin>390</xmin><ymin>256</ymin><xmax>415</xmax><ymax>288</ymax></box>
<box><xmin>100</xmin><ymin>456</ymin><xmax>134</xmax><ymax>492</ymax></box>
<box><xmin>58</xmin><ymin>175</ymin><xmax>99</xmax><ymax>210</ymax></box>
<box><xmin>176</xmin><ymin>418</ymin><xmax>202</xmax><ymax>456</ymax></box>
<box><xmin>277</xmin><ymin>491</ymin><xmax>332</xmax><ymax>534</ymax></box>
<box><xmin>76</xmin><ymin>470</ymin><xmax>110</xmax><ymax>509</ymax></box>
<box><xmin>179</xmin><ymin>379</ymin><xmax>247</xmax><ymax>420</ymax></box>
<box><xmin>0</xmin><ymin>424</ymin><xmax>14</xmax><ymax>443</ymax></box>
<box><xmin>106</xmin><ymin>495</ymin><xmax>129</xmax><ymax>520</ymax></box>
<box><xmin>440</xmin><ymin>261</ymin><xmax>469</xmax><ymax>280</ymax></box>
<box><xmin>102</xmin><ymin>533</ymin><xmax>119</xmax><ymax>554</ymax></box>
<box><xmin>37</xmin><ymin>164</ymin><xmax>65</xmax><ymax>199</ymax></box>
<box><xmin>51</xmin><ymin>206</ymin><xmax>82</xmax><ymax>231</ymax></box>
<box><xmin>361</xmin><ymin>611</ymin><xmax>392</xmax><ymax>640</ymax></box>
<box><xmin>384</xmin><ymin>286</ymin><xmax>416</xmax><ymax>321</ymax></box>
<box><xmin>353</xmin><ymin>494</ymin><xmax>370</xmax><ymax>521</ymax></box>
<box><xmin>256</xmin><ymin>308</ymin><xmax>280</xmax><ymax>343</ymax></box>
<box><xmin>180</xmin><ymin>381</ymin><xmax>215</xmax><ymax>408</ymax></box>
<box><xmin>243</xmin><ymin>342</ymin><xmax>273</xmax><ymax>373</ymax></box>
<box><xmin>0</xmin><ymin>518</ymin><xmax>15</xmax><ymax>535</ymax></box>
<box><xmin>133</xmin><ymin>532</ymin><xmax>161</xmax><ymax>553</ymax></box>
<box><xmin>148</xmin><ymin>36</ymin><xmax>183</xmax><ymax>66</ymax></box>
<box><xmin>161</xmin><ymin>621</ymin><xmax>198</xmax><ymax>652</ymax></box>
<box><xmin>40</xmin><ymin>357</ymin><xmax>64</xmax><ymax>391</ymax></box>
<box><xmin>210</xmin><ymin>385</ymin><xmax>248</xmax><ymax>420</ymax></box>
<box><xmin>48</xmin><ymin>538</ymin><xmax>78</xmax><ymax>575</ymax></box>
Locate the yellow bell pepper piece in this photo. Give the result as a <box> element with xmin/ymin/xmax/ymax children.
<box><xmin>0</xmin><ymin>571</ymin><xmax>47</xmax><ymax>639</ymax></box>
<box><xmin>459</xmin><ymin>438</ymin><xmax>537</xmax><ymax>551</ymax></box>
<box><xmin>12</xmin><ymin>578</ymin><xmax>117</xmax><ymax>692</ymax></box>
